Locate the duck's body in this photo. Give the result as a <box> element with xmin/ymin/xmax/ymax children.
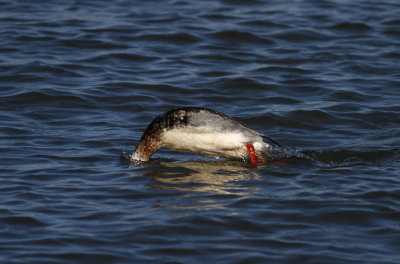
<box><xmin>131</xmin><ymin>107</ymin><xmax>282</xmax><ymax>163</ymax></box>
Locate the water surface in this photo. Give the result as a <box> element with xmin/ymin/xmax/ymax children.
<box><xmin>1</xmin><ymin>0</ymin><xmax>400</xmax><ymax>263</ymax></box>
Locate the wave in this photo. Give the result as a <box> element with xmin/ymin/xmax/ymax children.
<box><xmin>303</xmin><ymin>148</ymin><xmax>399</xmax><ymax>166</ymax></box>
<box><xmin>122</xmin><ymin>146</ymin><xmax>399</xmax><ymax>168</ymax></box>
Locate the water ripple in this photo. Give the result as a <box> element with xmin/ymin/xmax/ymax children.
<box><xmin>1</xmin><ymin>0</ymin><xmax>400</xmax><ymax>263</ymax></box>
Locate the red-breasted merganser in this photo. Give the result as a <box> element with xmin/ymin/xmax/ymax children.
<box><xmin>131</xmin><ymin>107</ymin><xmax>284</xmax><ymax>164</ymax></box>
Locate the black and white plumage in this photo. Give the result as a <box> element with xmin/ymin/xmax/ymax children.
<box><xmin>131</xmin><ymin>107</ymin><xmax>283</xmax><ymax>163</ymax></box>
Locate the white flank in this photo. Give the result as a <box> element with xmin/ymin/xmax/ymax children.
<box><xmin>161</xmin><ymin>128</ymin><xmax>249</xmax><ymax>159</ymax></box>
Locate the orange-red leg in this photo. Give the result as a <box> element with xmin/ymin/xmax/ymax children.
<box><xmin>246</xmin><ymin>143</ymin><xmax>264</xmax><ymax>164</ymax></box>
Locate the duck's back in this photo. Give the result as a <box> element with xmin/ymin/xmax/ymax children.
<box><xmin>158</xmin><ymin>107</ymin><xmax>263</xmax><ymax>159</ymax></box>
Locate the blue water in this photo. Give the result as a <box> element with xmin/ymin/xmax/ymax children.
<box><xmin>1</xmin><ymin>0</ymin><xmax>400</xmax><ymax>263</ymax></box>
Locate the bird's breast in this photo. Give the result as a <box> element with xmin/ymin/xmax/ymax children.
<box><xmin>161</xmin><ymin>127</ymin><xmax>249</xmax><ymax>159</ymax></box>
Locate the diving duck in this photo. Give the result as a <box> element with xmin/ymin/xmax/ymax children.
<box><xmin>131</xmin><ymin>107</ymin><xmax>284</xmax><ymax>164</ymax></box>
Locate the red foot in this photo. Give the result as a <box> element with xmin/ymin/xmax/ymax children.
<box><xmin>246</xmin><ymin>143</ymin><xmax>264</xmax><ymax>164</ymax></box>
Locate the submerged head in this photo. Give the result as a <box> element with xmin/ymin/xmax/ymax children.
<box><xmin>131</xmin><ymin>132</ymin><xmax>161</xmax><ymax>162</ymax></box>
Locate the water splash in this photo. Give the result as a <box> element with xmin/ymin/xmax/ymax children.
<box><xmin>261</xmin><ymin>144</ymin><xmax>307</xmax><ymax>161</ymax></box>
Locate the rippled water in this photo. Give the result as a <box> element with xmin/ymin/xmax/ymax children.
<box><xmin>1</xmin><ymin>0</ymin><xmax>400</xmax><ymax>263</ymax></box>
